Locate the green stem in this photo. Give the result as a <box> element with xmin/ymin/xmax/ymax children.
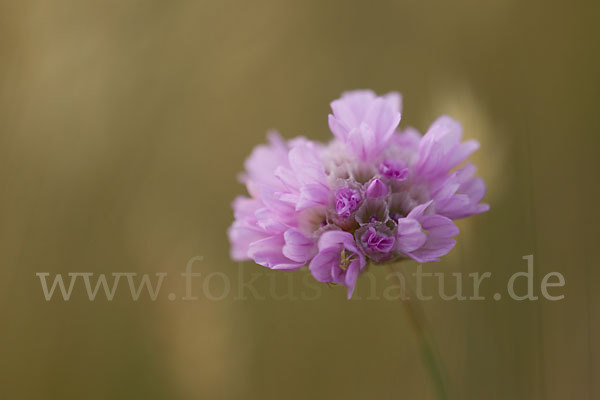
<box><xmin>390</xmin><ymin>264</ymin><xmax>453</xmax><ymax>400</ymax></box>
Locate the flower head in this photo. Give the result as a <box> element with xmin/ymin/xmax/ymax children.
<box><xmin>229</xmin><ymin>90</ymin><xmax>489</xmax><ymax>298</ymax></box>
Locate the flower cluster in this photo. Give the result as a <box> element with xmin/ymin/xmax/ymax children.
<box><xmin>228</xmin><ymin>90</ymin><xmax>489</xmax><ymax>298</ymax></box>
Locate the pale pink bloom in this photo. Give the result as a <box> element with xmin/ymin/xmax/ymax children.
<box><xmin>229</xmin><ymin>90</ymin><xmax>489</xmax><ymax>298</ymax></box>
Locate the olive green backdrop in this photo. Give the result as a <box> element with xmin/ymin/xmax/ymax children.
<box><xmin>0</xmin><ymin>1</ymin><xmax>598</xmax><ymax>399</ymax></box>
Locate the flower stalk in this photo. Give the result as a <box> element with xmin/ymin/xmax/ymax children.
<box><xmin>389</xmin><ymin>263</ymin><xmax>453</xmax><ymax>400</ymax></box>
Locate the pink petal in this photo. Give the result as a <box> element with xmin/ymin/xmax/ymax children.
<box><xmin>345</xmin><ymin>259</ymin><xmax>362</xmax><ymax>299</ymax></box>
<box><xmin>317</xmin><ymin>230</ymin><xmax>358</xmax><ymax>252</ymax></box>
<box><xmin>420</xmin><ymin>215</ymin><xmax>459</xmax><ymax>238</ymax></box>
<box><xmin>309</xmin><ymin>248</ymin><xmax>339</xmax><ymax>282</ymax></box>
<box><xmin>282</xmin><ymin>229</ymin><xmax>316</xmax><ymax>263</ymax></box>
<box><xmin>396</xmin><ymin>218</ymin><xmax>427</xmax><ymax>253</ymax></box>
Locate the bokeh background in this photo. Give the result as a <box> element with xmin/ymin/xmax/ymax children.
<box><xmin>1</xmin><ymin>1</ymin><xmax>598</xmax><ymax>399</ymax></box>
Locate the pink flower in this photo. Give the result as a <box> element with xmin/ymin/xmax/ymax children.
<box><xmin>328</xmin><ymin>90</ymin><xmax>401</xmax><ymax>162</ymax></box>
<box><xmin>395</xmin><ymin>201</ymin><xmax>459</xmax><ymax>263</ymax></box>
<box><xmin>229</xmin><ymin>90</ymin><xmax>489</xmax><ymax>298</ymax></box>
<box><xmin>309</xmin><ymin>231</ymin><xmax>366</xmax><ymax>299</ymax></box>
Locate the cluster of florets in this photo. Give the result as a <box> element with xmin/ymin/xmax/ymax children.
<box><xmin>228</xmin><ymin>90</ymin><xmax>489</xmax><ymax>298</ymax></box>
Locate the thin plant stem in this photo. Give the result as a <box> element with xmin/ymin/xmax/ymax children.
<box><xmin>389</xmin><ymin>263</ymin><xmax>453</xmax><ymax>400</ymax></box>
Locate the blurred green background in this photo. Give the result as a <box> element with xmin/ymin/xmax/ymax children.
<box><xmin>0</xmin><ymin>0</ymin><xmax>598</xmax><ymax>399</ymax></box>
